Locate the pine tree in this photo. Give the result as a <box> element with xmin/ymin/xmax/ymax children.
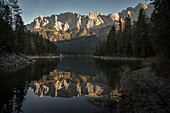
<box><xmin>151</xmin><ymin>0</ymin><xmax>170</xmax><ymax>58</ymax></box>
<box><xmin>106</xmin><ymin>25</ymin><xmax>116</xmax><ymax>56</ymax></box>
<box><xmin>133</xmin><ymin>8</ymin><xmax>152</xmax><ymax>57</ymax></box>
<box><xmin>0</xmin><ymin>1</ymin><xmax>13</xmax><ymax>53</ymax></box>
<box><xmin>117</xmin><ymin>16</ymin><xmax>123</xmax><ymax>56</ymax></box>
<box><xmin>131</xmin><ymin>21</ymin><xmax>137</xmax><ymax>57</ymax></box>
<box><xmin>3</xmin><ymin>4</ymin><xmax>12</xmax><ymax>25</ymax></box>
<box><xmin>122</xmin><ymin>15</ymin><xmax>132</xmax><ymax>57</ymax></box>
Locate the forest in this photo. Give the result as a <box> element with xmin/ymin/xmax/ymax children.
<box><xmin>0</xmin><ymin>0</ymin><xmax>60</xmax><ymax>56</ymax></box>
<box><xmin>95</xmin><ymin>1</ymin><xmax>170</xmax><ymax>58</ymax></box>
<box><xmin>95</xmin><ymin>0</ymin><xmax>170</xmax><ymax>77</ymax></box>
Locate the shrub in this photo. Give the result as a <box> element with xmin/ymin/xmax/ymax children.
<box><xmin>121</xmin><ymin>65</ymin><xmax>131</xmax><ymax>75</ymax></box>
<box><xmin>150</xmin><ymin>55</ymin><xmax>170</xmax><ymax>78</ymax></box>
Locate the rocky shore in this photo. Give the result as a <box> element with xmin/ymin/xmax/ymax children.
<box><xmin>119</xmin><ymin>67</ymin><xmax>170</xmax><ymax>113</ymax></box>
<box><xmin>31</xmin><ymin>56</ymin><xmax>62</xmax><ymax>59</ymax></box>
<box><xmin>0</xmin><ymin>53</ymin><xmax>35</xmax><ymax>72</ymax></box>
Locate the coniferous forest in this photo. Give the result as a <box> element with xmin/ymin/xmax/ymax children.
<box><xmin>0</xmin><ymin>0</ymin><xmax>60</xmax><ymax>56</ymax></box>
<box><xmin>95</xmin><ymin>0</ymin><xmax>170</xmax><ymax>77</ymax></box>
<box><xmin>0</xmin><ymin>0</ymin><xmax>170</xmax><ymax>113</ymax></box>
<box><xmin>95</xmin><ymin>1</ymin><xmax>170</xmax><ymax>59</ymax></box>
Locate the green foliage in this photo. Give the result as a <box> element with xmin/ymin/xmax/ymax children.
<box><xmin>95</xmin><ymin>25</ymin><xmax>117</xmax><ymax>56</ymax></box>
<box><xmin>122</xmin><ymin>15</ymin><xmax>133</xmax><ymax>56</ymax></box>
<box><xmin>57</xmin><ymin>36</ymin><xmax>105</xmax><ymax>55</ymax></box>
<box><xmin>95</xmin><ymin>0</ymin><xmax>170</xmax><ymax>78</ymax></box>
<box><xmin>150</xmin><ymin>0</ymin><xmax>170</xmax><ymax>58</ymax></box>
<box><xmin>0</xmin><ymin>0</ymin><xmax>60</xmax><ymax>55</ymax></box>
<box><xmin>149</xmin><ymin>0</ymin><xmax>170</xmax><ymax>78</ymax></box>
<box><xmin>121</xmin><ymin>65</ymin><xmax>131</xmax><ymax>75</ymax></box>
<box><xmin>132</xmin><ymin>8</ymin><xmax>154</xmax><ymax>57</ymax></box>
<box><xmin>151</xmin><ymin>56</ymin><xmax>170</xmax><ymax>78</ymax></box>
<box><xmin>95</xmin><ymin>9</ymin><xmax>154</xmax><ymax>58</ymax></box>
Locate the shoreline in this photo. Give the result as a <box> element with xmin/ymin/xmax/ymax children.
<box><xmin>0</xmin><ymin>53</ymin><xmax>35</xmax><ymax>72</ymax></box>
<box><xmin>31</xmin><ymin>55</ymin><xmax>153</xmax><ymax>61</ymax></box>
<box><xmin>31</xmin><ymin>56</ymin><xmax>63</xmax><ymax>59</ymax></box>
<box><xmin>93</xmin><ymin>56</ymin><xmax>153</xmax><ymax>61</ymax></box>
<box><xmin>30</xmin><ymin>55</ymin><xmax>94</xmax><ymax>58</ymax></box>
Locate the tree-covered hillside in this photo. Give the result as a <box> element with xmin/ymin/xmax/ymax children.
<box><xmin>95</xmin><ymin>0</ymin><xmax>170</xmax><ymax>77</ymax></box>
<box><xmin>95</xmin><ymin>9</ymin><xmax>154</xmax><ymax>57</ymax></box>
<box><xmin>56</xmin><ymin>36</ymin><xmax>105</xmax><ymax>55</ymax></box>
<box><xmin>0</xmin><ymin>0</ymin><xmax>60</xmax><ymax>56</ymax></box>
<box><xmin>95</xmin><ymin>0</ymin><xmax>170</xmax><ymax>58</ymax></box>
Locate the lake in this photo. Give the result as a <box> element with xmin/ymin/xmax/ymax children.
<box><xmin>0</xmin><ymin>57</ymin><xmax>140</xmax><ymax>113</ymax></box>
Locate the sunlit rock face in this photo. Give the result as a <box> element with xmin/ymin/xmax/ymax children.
<box><xmin>30</xmin><ymin>70</ymin><xmax>110</xmax><ymax>98</ymax></box>
<box><xmin>26</xmin><ymin>3</ymin><xmax>154</xmax><ymax>41</ymax></box>
<box><xmin>119</xmin><ymin>3</ymin><xmax>154</xmax><ymax>22</ymax></box>
<box><xmin>27</xmin><ymin>12</ymin><xmax>119</xmax><ymax>31</ymax></box>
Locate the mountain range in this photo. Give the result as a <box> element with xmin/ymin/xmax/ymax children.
<box><xmin>26</xmin><ymin>3</ymin><xmax>154</xmax><ymax>42</ymax></box>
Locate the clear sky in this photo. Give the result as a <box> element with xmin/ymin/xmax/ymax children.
<box><xmin>18</xmin><ymin>0</ymin><xmax>152</xmax><ymax>25</ymax></box>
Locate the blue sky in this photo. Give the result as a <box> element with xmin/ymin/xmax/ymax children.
<box><xmin>18</xmin><ymin>0</ymin><xmax>152</xmax><ymax>25</ymax></box>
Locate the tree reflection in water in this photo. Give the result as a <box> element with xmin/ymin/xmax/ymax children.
<box><xmin>0</xmin><ymin>59</ymin><xmax>60</xmax><ymax>113</ymax></box>
<box><xmin>0</xmin><ymin>57</ymin><xmax>141</xmax><ymax>113</ymax></box>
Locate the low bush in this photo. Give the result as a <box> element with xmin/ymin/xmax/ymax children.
<box><xmin>150</xmin><ymin>55</ymin><xmax>170</xmax><ymax>78</ymax></box>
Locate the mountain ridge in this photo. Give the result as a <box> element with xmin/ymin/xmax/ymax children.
<box><xmin>26</xmin><ymin>3</ymin><xmax>154</xmax><ymax>41</ymax></box>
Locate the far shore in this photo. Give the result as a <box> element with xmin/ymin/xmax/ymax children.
<box><xmin>30</xmin><ymin>55</ymin><xmax>93</xmax><ymax>58</ymax></box>
<box><xmin>30</xmin><ymin>56</ymin><xmax>63</xmax><ymax>59</ymax></box>
<box><xmin>93</xmin><ymin>56</ymin><xmax>153</xmax><ymax>61</ymax></box>
<box><xmin>30</xmin><ymin>55</ymin><xmax>153</xmax><ymax>61</ymax></box>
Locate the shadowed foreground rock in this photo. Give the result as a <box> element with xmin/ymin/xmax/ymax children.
<box><xmin>119</xmin><ymin>67</ymin><xmax>170</xmax><ymax>113</ymax></box>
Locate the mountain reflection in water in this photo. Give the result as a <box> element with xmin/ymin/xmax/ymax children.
<box><xmin>30</xmin><ymin>70</ymin><xmax>110</xmax><ymax>98</ymax></box>
<box><xmin>0</xmin><ymin>57</ymin><xmax>140</xmax><ymax>113</ymax></box>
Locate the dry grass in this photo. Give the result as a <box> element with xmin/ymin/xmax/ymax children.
<box><xmin>150</xmin><ymin>56</ymin><xmax>170</xmax><ymax>79</ymax></box>
<box><xmin>121</xmin><ymin>65</ymin><xmax>131</xmax><ymax>75</ymax></box>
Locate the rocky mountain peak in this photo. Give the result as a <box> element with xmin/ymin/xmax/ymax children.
<box><xmin>39</xmin><ymin>15</ymin><xmax>44</xmax><ymax>19</ymax></box>
<box><xmin>119</xmin><ymin>3</ymin><xmax>154</xmax><ymax>22</ymax></box>
<box><xmin>26</xmin><ymin>3</ymin><xmax>154</xmax><ymax>41</ymax></box>
<box><xmin>136</xmin><ymin>3</ymin><xmax>148</xmax><ymax>9</ymax></box>
<box><xmin>89</xmin><ymin>12</ymin><xmax>99</xmax><ymax>15</ymax></box>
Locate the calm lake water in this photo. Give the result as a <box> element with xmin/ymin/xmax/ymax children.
<box><xmin>0</xmin><ymin>57</ymin><xmax>140</xmax><ymax>113</ymax></box>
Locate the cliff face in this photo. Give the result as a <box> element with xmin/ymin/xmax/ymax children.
<box><xmin>27</xmin><ymin>12</ymin><xmax>119</xmax><ymax>32</ymax></box>
<box><xmin>119</xmin><ymin>3</ymin><xmax>154</xmax><ymax>22</ymax></box>
<box><xmin>26</xmin><ymin>3</ymin><xmax>154</xmax><ymax>41</ymax></box>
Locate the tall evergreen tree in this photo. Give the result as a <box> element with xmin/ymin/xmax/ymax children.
<box><xmin>106</xmin><ymin>25</ymin><xmax>116</xmax><ymax>56</ymax></box>
<box><xmin>122</xmin><ymin>15</ymin><xmax>132</xmax><ymax>56</ymax></box>
<box><xmin>133</xmin><ymin>8</ymin><xmax>152</xmax><ymax>57</ymax></box>
<box><xmin>3</xmin><ymin>4</ymin><xmax>12</xmax><ymax>25</ymax></box>
<box><xmin>117</xmin><ymin>17</ymin><xmax>123</xmax><ymax>56</ymax></box>
<box><xmin>150</xmin><ymin>0</ymin><xmax>170</xmax><ymax>58</ymax></box>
